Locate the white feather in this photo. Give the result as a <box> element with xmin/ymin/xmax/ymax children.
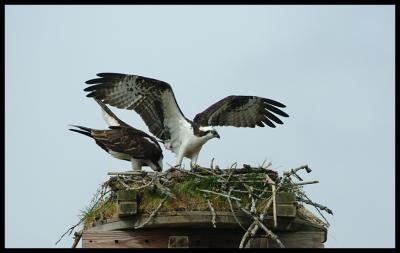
<box><xmin>101</xmin><ymin>109</ymin><xmax>120</xmax><ymax>127</ymax></box>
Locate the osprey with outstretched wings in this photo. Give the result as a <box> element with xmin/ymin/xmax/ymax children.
<box><xmin>84</xmin><ymin>73</ymin><xmax>289</xmax><ymax>167</ymax></box>
<box><xmin>69</xmin><ymin>98</ymin><xmax>163</xmax><ymax>171</ymax></box>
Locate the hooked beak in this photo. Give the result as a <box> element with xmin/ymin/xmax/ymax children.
<box><xmin>214</xmin><ymin>132</ymin><xmax>220</xmax><ymax>139</ymax></box>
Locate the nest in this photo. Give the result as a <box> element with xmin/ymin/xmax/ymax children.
<box><xmin>60</xmin><ymin>162</ymin><xmax>333</xmax><ymax>248</ymax></box>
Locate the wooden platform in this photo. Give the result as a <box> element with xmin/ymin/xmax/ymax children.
<box><xmin>82</xmin><ymin>210</ymin><xmax>326</xmax><ymax>248</ymax></box>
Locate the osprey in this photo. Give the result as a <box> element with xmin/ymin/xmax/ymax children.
<box><xmin>84</xmin><ymin>73</ymin><xmax>289</xmax><ymax>167</ymax></box>
<box><xmin>69</xmin><ymin>99</ymin><xmax>163</xmax><ymax>172</ymax></box>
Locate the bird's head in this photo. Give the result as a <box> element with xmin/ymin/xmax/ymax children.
<box><xmin>156</xmin><ymin>157</ymin><xmax>163</xmax><ymax>172</ymax></box>
<box><xmin>199</xmin><ymin>126</ymin><xmax>220</xmax><ymax>140</ymax></box>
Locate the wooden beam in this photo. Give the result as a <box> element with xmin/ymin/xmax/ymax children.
<box><xmin>82</xmin><ymin>229</ymin><xmax>325</xmax><ymax>248</ymax></box>
<box><xmin>168</xmin><ymin>236</ymin><xmax>189</xmax><ymax>248</ymax></box>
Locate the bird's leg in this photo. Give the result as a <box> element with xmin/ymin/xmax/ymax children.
<box><xmin>190</xmin><ymin>163</ymin><xmax>200</xmax><ymax>170</ymax></box>
<box><xmin>190</xmin><ymin>152</ymin><xmax>200</xmax><ymax>170</ymax></box>
<box><xmin>175</xmin><ymin>151</ymin><xmax>185</xmax><ymax>169</ymax></box>
<box><xmin>131</xmin><ymin>158</ymin><xmax>142</xmax><ymax>171</ymax></box>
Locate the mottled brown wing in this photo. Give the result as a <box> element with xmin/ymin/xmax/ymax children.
<box><xmin>91</xmin><ymin>127</ymin><xmax>162</xmax><ymax>161</ymax></box>
<box><xmin>193</xmin><ymin>95</ymin><xmax>289</xmax><ymax>128</ymax></box>
<box><xmin>85</xmin><ymin>73</ymin><xmax>187</xmax><ymax>141</ymax></box>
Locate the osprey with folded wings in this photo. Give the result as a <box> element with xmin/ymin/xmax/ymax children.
<box><xmin>69</xmin><ymin>99</ymin><xmax>163</xmax><ymax>172</ymax></box>
<box><xmin>84</xmin><ymin>73</ymin><xmax>289</xmax><ymax>167</ymax></box>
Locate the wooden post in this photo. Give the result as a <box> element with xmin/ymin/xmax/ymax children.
<box><xmin>117</xmin><ymin>190</ymin><xmax>137</xmax><ymax>217</ymax></box>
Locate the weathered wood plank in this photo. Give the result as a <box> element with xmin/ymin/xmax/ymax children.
<box><xmin>276</xmin><ymin>192</ymin><xmax>296</xmax><ymax>204</ymax></box>
<box><xmin>87</xmin><ymin>211</ymin><xmax>326</xmax><ymax>234</ymax></box>
<box><xmin>245</xmin><ymin>238</ymin><xmax>269</xmax><ymax>248</ymax></box>
<box><xmin>277</xmin><ymin>204</ymin><xmax>296</xmax><ymax>217</ymax></box>
<box><xmin>82</xmin><ymin>229</ymin><xmax>244</xmax><ymax>248</ymax></box>
<box><xmin>269</xmin><ymin>231</ymin><xmax>325</xmax><ymax>248</ymax></box>
<box><xmin>82</xmin><ymin>230</ymin><xmax>167</xmax><ymax>248</ymax></box>
<box><xmin>118</xmin><ymin>202</ymin><xmax>137</xmax><ymax>216</ymax></box>
<box><xmin>82</xmin><ymin>229</ymin><xmax>325</xmax><ymax>248</ymax></box>
<box><xmin>168</xmin><ymin>236</ymin><xmax>189</xmax><ymax>248</ymax></box>
<box><xmin>117</xmin><ymin>190</ymin><xmax>136</xmax><ymax>201</ymax></box>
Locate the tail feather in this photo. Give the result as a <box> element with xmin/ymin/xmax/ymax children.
<box><xmin>69</xmin><ymin>125</ymin><xmax>93</xmax><ymax>138</ymax></box>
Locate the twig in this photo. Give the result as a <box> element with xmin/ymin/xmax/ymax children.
<box><xmin>230</xmin><ymin>188</ymin><xmax>271</xmax><ymax>194</ymax></box>
<box><xmin>297</xmin><ymin>195</ymin><xmax>333</xmax><ymax>215</ymax></box>
<box><xmin>239</xmin><ymin>222</ymin><xmax>257</xmax><ymax>248</ymax></box>
<box><xmin>283</xmin><ymin>165</ymin><xmax>311</xmax><ymax>181</ymax></box>
<box><xmin>172</xmin><ymin>167</ymin><xmax>208</xmax><ymax>178</ymax></box>
<box><xmin>107</xmin><ymin>171</ymin><xmax>146</xmax><ymax>176</ymax></box>
<box><xmin>56</xmin><ymin>221</ymin><xmax>81</xmax><ymax>245</ymax></box>
<box><xmin>260</xmin><ymin>160</ymin><xmax>272</xmax><ymax>170</ymax></box>
<box><xmin>293</xmin><ymin>180</ymin><xmax>319</xmax><ymax>186</ymax></box>
<box><xmin>206</xmin><ymin>198</ymin><xmax>217</xmax><ymax>228</ymax></box>
<box><xmin>154</xmin><ymin>178</ymin><xmax>176</xmax><ymax>199</ymax></box>
<box><xmin>233</xmin><ymin>200</ymin><xmax>260</xmax><ymax>248</ymax></box>
<box><xmin>199</xmin><ymin>189</ymin><xmax>241</xmax><ymax>201</ymax></box>
<box><xmin>227</xmin><ymin>188</ymin><xmax>246</xmax><ymax>231</ymax></box>
<box><xmin>55</xmin><ymin>188</ymin><xmax>111</xmax><ymax>245</ymax></box>
<box><xmin>116</xmin><ymin>176</ymin><xmax>156</xmax><ymax>191</ymax></box>
<box><xmin>235</xmin><ymin>200</ymin><xmax>283</xmax><ymax>249</ymax></box>
<box><xmin>254</xmin><ymin>218</ymin><xmax>285</xmax><ymax>248</ymax></box>
<box><xmin>242</xmin><ymin>169</ymin><xmax>292</xmax><ymax>246</ymax></box>
<box><xmin>218</xmin><ymin>180</ymin><xmax>268</xmax><ymax>183</ymax></box>
<box><xmin>195</xmin><ymin>166</ymin><xmax>225</xmax><ymax>178</ymax></box>
<box><xmin>134</xmin><ymin>195</ymin><xmax>169</xmax><ymax>229</ymax></box>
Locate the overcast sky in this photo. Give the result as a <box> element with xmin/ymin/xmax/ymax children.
<box><xmin>5</xmin><ymin>5</ymin><xmax>394</xmax><ymax>248</ymax></box>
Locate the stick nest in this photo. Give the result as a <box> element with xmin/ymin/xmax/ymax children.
<box><xmin>59</xmin><ymin>162</ymin><xmax>333</xmax><ymax>248</ymax></box>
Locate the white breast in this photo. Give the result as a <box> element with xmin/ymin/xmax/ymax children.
<box><xmin>109</xmin><ymin>150</ymin><xmax>131</xmax><ymax>160</ymax></box>
<box><xmin>164</xmin><ymin>117</ymin><xmax>192</xmax><ymax>153</ymax></box>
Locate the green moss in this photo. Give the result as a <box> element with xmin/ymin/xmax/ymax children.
<box><xmin>80</xmin><ymin>196</ymin><xmax>118</xmax><ymax>229</ymax></box>
<box><xmin>81</xmin><ymin>168</ymin><xmax>296</xmax><ymax>226</ymax></box>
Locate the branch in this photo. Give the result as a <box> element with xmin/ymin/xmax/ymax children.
<box><xmin>55</xmin><ymin>188</ymin><xmax>111</xmax><ymax>245</ymax></box>
<box><xmin>171</xmin><ymin>167</ymin><xmax>208</xmax><ymax>178</ymax></box>
<box><xmin>206</xmin><ymin>198</ymin><xmax>217</xmax><ymax>228</ymax></box>
<box><xmin>198</xmin><ymin>189</ymin><xmax>241</xmax><ymax>201</ymax></box>
<box><xmin>154</xmin><ymin>178</ymin><xmax>175</xmax><ymax>199</ymax></box>
<box><xmin>227</xmin><ymin>188</ymin><xmax>246</xmax><ymax>231</ymax></box>
<box><xmin>134</xmin><ymin>195</ymin><xmax>169</xmax><ymax>229</ymax></box>
<box><xmin>293</xmin><ymin>180</ymin><xmax>319</xmax><ymax>186</ymax></box>
<box><xmin>297</xmin><ymin>196</ymin><xmax>333</xmax><ymax>215</ymax></box>
<box><xmin>71</xmin><ymin>229</ymin><xmax>83</xmax><ymax>248</ymax></box>
<box><xmin>107</xmin><ymin>171</ymin><xmax>145</xmax><ymax>176</ymax></box>
<box><xmin>239</xmin><ymin>222</ymin><xmax>257</xmax><ymax>248</ymax></box>
<box><xmin>254</xmin><ymin>218</ymin><xmax>285</xmax><ymax>248</ymax></box>
<box><xmin>283</xmin><ymin>164</ymin><xmax>311</xmax><ymax>181</ymax></box>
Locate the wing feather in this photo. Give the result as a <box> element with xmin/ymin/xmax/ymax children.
<box><xmin>84</xmin><ymin>73</ymin><xmax>187</xmax><ymax>140</ymax></box>
<box><xmin>93</xmin><ymin>98</ymin><xmax>130</xmax><ymax>127</ymax></box>
<box><xmin>91</xmin><ymin>127</ymin><xmax>162</xmax><ymax>161</ymax></box>
<box><xmin>193</xmin><ymin>95</ymin><xmax>289</xmax><ymax>128</ymax></box>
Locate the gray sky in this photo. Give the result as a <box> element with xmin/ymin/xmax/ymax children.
<box><xmin>5</xmin><ymin>5</ymin><xmax>394</xmax><ymax>248</ymax></box>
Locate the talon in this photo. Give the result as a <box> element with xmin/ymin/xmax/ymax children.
<box><xmin>190</xmin><ymin>163</ymin><xmax>200</xmax><ymax>170</ymax></box>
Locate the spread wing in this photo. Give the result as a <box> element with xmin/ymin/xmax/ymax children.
<box><xmin>84</xmin><ymin>73</ymin><xmax>187</xmax><ymax>141</ymax></box>
<box><xmin>193</xmin><ymin>95</ymin><xmax>289</xmax><ymax>128</ymax></box>
<box><xmin>92</xmin><ymin>127</ymin><xmax>162</xmax><ymax>161</ymax></box>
